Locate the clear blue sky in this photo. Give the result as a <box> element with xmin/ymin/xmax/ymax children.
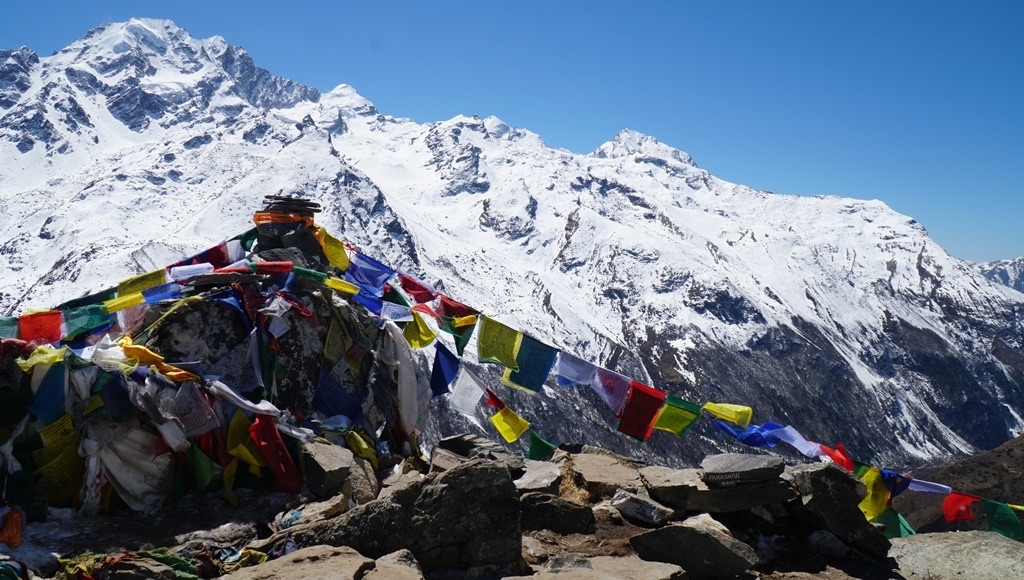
<box><xmin>4</xmin><ymin>1</ymin><xmax>1021</xmax><ymax>261</ymax></box>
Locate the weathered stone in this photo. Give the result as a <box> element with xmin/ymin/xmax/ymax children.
<box><xmin>437</xmin><ymin>433</ymin><xmax>526</xmax><ymax>476</ymax></box>
<box><xmin>363</xmin><ymin>549</ymin><xmax>425</xmax><ymax>580</ymax></box>
<box><xmin>610</xmin><ymin>488</ymin><xmax>674</xmax><ymax>525</ymax></box>
<box><xmin>640</xmin><ymin>465</ymin><xmax>797</xmax><ymax>513</ymax></box>
<box><xmin>301</xmin><ymin>439</ymin><xmax>354</xmax><ymax>497</ymax></box>
<box><xmin>515</xmin><ymin>459</ymin><xmax>563</xmax><ymax>495</ymax></box>
<box><xmin>348</xmin><ymin>455</ymin><xmax>380</xmax><ymax>504</ymax></box>
<box><xmin>630</xmin><ymin>516</ymin><xmax>758</xmax><ymax>579</ymax></box>
<box><xmin>589</xmin><ymin>556</ymin><xmax>688</xmax><ymax>580</ymax></box>
<box><xmin>700</xmin><ymin>453</ymin><xmax>784</xmax><ymax>486</ymax></box>
<box><xmin>571</xmin><ymin>453</ymin><xmax>643</xmax><ymax>499</ymax></box>
<box><xmin>226</xmin><ymin>545</ymin><xmax>374</xmax><ymax>579</ymax></box>
<box><xmin>521</xmin><ymin>492</ymin><xmax>595</xmax><ymax>534</ymax></box>
<box><xmin>806</xmin><ymin>529</ymin><xmax>850</xmax><ymax>557</ymax></box>
<box><xmin>429</xmin><ymin>446</ymin><xmax>469</xmax><ymax>474</ymax></box>
<box><xmin>783</xmin><ymin>462</ymin><xmax>890</xmax><ymax>558</ymax></box>
<box><xmin>890</xmin><ymin>530</ymin><xmax>1024</xmax><ymax>579</ymax></box>
<box><xmin>378</xmin><ymin>470</ymin><xmax>423</xmax><ymax>499</ymax></box>
<box><xmin>276</xmin><ymin>494</ymin><xmax>349</xmax><ymax>530</ymax></box>
<box><xmin>293</xmin><ymin>460</ymin><xmax>521</xmax><ymax>575</ymax></box>
<box><xmin>521</xmin><ymin>535</ymin><xmax>549</xmax><ymax>565</ymax></box>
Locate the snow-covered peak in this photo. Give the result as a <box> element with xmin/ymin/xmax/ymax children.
<box><xmin>592</xmin><ymin>128</ymin><xmax>695</xmax><ymax>166</ymax></box>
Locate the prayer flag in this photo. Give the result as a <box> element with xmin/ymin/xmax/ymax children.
<box><xmin>981</xmin><ymin>499</ymin><xmax>1023</xmax><ymax>540</ymax></box>
<box><xmin>490</xmin><ymin>406</ymin><xmax>530</xmax><ymax>443</ymax></box>
<box><xmin>436</xmin><ymin>295</ymin><xmax>479</xmax><ymax>356</ymax></box>
<box><xmin>477</xmin><ymin>316</ymin><xmax>522</xmax><ymax>370</ymax></box>
<box><xmin>449</xmin><ymin>368</ymin><xmax>485</xmax><ymax>419</ymax></box>
<box><xmin>554</xmin><ymin>351</ymin><xmax>596</xmax><ymax>387</ymax></box>
<box><xmin>502</xmin><ymin>334</ymin><xmax>558</xmax><ymax>394</ymax></box>
<box><xmin>429</xmin><ymin>342</ymin><xmax>460</xmax><ymax>398</ymax></box>
<box><xmin>0</xmin><ymin>317</ymin><xmax>17</xmax><ymax>339</ymax></box>
<box><xmin>352</xmin><ymin>290</ymin><xmax>384</xmax><ymax>315</ymax></box>
<box><xmin>943</xmin><ymin>491</ymin><xmax>980</xmax><ymax>523</ymax></box>
<box><xmin>319</xmin><ymin>228</ymin><xmax>350</xmax><ymax>272</ymax></box>
<box><xmin>528</xmin><ymin>430</ymin><xmax>558</xmax><ymax>461</ymax></box>
<box><xmin>654</xmin><ymin>395</ymin><xmax>702</xmax><ymax>436</ymax></box>
<box><xmin>117</xmin><ymin>268</ymin><xmax>168</xmax><ymax>298</ymax></box>
<box><xmin>763</xmin><ymin>425</ymin><xmax>823</xmax><ymax>458</ymax></box>
<box><xmin>344</xmin><ymin>252</ymin><xmax>396</xmax><ymax>296</ymax></box>
<box><xmin>714</xmin><ymin>420</ymin><xmax>784</xmax><ymax>448</ymax></box>
<box><xmin>591</xmin><ymin>368</ymin><xmax>631</xmax><ymax>417</ymax></box>
<box><xmin>142</xmin><ymin>282</ymin><xmax>182</xmax><ymax>304</ymax></box>
<box><xmin>403</xmin><ymin>311</ymin><xmax>437</xmax><ymax>348</ymax></box>
<box><xmin>399</xmin><ymin>273</ymin><xmax>438</xmax><ymax>303</ymax></box>
<box><xmin>875</xmin><ymin>507</ymin><xmax>916</xmax><ymax>539</ymax></box>
<box><xmin>58</xmin><ymin>287</ymin><xmax>117</xmax><ymax>311</ymax></box>
<box><xmin>702</xmin><ymin>402</ymin><xmax>753</xmax><ymax>427</ymax></box>
<box><xmin>857</xmin><ymin>466</ymin><xmax>891</xmax><ymax>521</ymax></box>
<box><xmin>18</xmin><ymin>310</ymin><xmax>63</xmax><ymax>345</ymax></box>
<box><xmin>484</xmin><ymin>388</ymin><xmax>506</xmax><ymax>409</ymax></box>
<box><xmin>27</xmin><ymin>362</ymin><xmax>67</xmax><ymax>426</ymax></box>
<box><xmin>819</xmin><ymin>443</ymin><xmax>855</xmax><ymax>471</ymax></box>
<box><xmin>881</xmin><ymin>469</ymin><xmax>911</xmax><ymax>498</ymax></box>
<box><xmin>617</xmin><ymin>382</ymin><xmax>667</xmax><ymax>441</ymax></box>
<box><xmin>102</xmin><ymin>292</ymin><xmax>145</xmax><ymax>314</ymax></box>
<box><xmin>62</xmin><ymin>305</ymin><xmax>111</xmax><ymax>339</ymax></box>
<box><xmin>907</xmin><ymin>478</ymin><xmax>952</xmax><ymax>495</ymax></box>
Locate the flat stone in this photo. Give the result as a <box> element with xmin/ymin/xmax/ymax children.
<box><xmin>521</xmin><ymin>492</ymin><xmax>595</xmax><ymax>534</ymax></box>
<box><xmin>276</xmin><ymin>494</ymin><xmax>349</xmax><ymax>530</ymax></box>
<box><xmin>630</xmin><ymin>518</ymin><xmax>757</xmax><ymax>579</ymax></box>
<box><xmin>521</xmin><ymin>535</ymin><xmax>549</xmax><ymax>565</ymax></box>
<box><xmin>700</xmin><ymin>453</ymin><xmax>784</xmax><ymax>486</ymax></box>
<box><xmin>571</xmin><ymin>453</ymin><xmax>643</xmax><ymax>500</ymax></box>
<box><xmin>226</xmin><ymin>545</ymin><xmax>374</xmax><ymax>579</ymax></box>
<box><xmin>890</xmin><ymin>531</ymin><xmax>1024</xmax><ymax>579</ymax></box>
<box><xmin>348</xmin><ymin>455</ymin><xmax>380</xmax><ymax>504</ymax></box>
<box><xmin>437</xmin><ymin>433</ymin><xmax>526</xmax><ymax>476</ymax></box>
<box><xmin>610</xmin><ymin>489</ymin><xmax>674</xmax><ymax>525</ymax></box>
<box><xmin>429</xmin><ymin>447</ymin><xmax>468</xmax><ymax>474</ymax></box>
<box><xmin>301</xmin><ymin>439</ymin><xmax>354</xmax><ymax>497</ymax></box>
<box><xmin>363</xmin><ymin>549</ymin><xmax>425</xmax><ymax>580</ymax></box>
<box><xmin>589</xmin><ymin>555</ymin><xmax>687</xmax><ymax>580</ymax></box>
<box><xmin>378</xmin><ymin>471</ymin><xmax>424</xmax><ymax>499</ymax></box>
<box><xmin>515</xmin><ymin>459</ymin><xmax>562</xmax><ymax>495</ymax></box>
<box><xmin>640</xmin><ymin>465</ymin><xmax>797</xmax><ymax>513</ymax></box>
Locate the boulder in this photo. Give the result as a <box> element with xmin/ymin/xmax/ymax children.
<box><xmin>570</xmin><ymin>453</ymin><xmax>643</xmax><ymax>499</ymax></box>
<box><xmin>378</xmin><ymin>470</ymin><xmax>424</xmax><ymax>500</ymax></box>
<box><xmin>301</xmin><ymin>439</ymin><xmax>354</xmax><ymax>497</ymax></box>
<box><xmin>363</xmin><ymin>549</ymin><xmax>426</xmax><ymax>580</ymax></box>
<box><xmin>890</xmin><ymin>530</ymin><xmax>1024</xmax><ymax>579</ymax></box>
<box><xmin>521</xmin><ymin>492</ymin><xmax>595</xmax><ymax>534</ymax></box>
<box><xmin>429</xmin><ymin>447</ymin><xmax>469</xmax><ymax>474</ymax></box>
<box><xmin>699</xmin><ymin>453</ymin><xmax>784</xmax><ymax>486</ymax></box>
<box><xmin>437</xmin><ymin>433</ymin><xmax>526</xmax><ymax>475</ymax></box>
<box><xmin>782</xmin><ymin>462</ymin><xmax>890</xmax><ymax>558</ymax></box>
<box><xmin>640</xmin><ymin>465</ymin><xmax>796</xmax><ymax>513</ymax></box>
<box><xmin>629</xmin><ymin>515</ymin><xmax>758</xmax><ymax>579</ymax></box>
<box><xmin>275</xmin><ymin>494</ymin><xmax>349</xmax><ymax>530</ymax></box>
<box><xmin>504</xmin><ymin>554</ymin><xmax>685</xmax><ymax>580</ymax></box>
<box><xmin>348</xmin><ymin>455</ymin><xmax>380</xmax><ymax>504</ymax></box>
<box><xmin>515</xmin><ymin>459</ymin><xmax>563</xmax><ymax>495</ymax></box>
<box><xmin>225</xmin><ymin>545</ymin><xmax>374</xmax><ymax>579</ymax></box>
<box><xmin>293</xmin><ymin>460</ymin><xmax>522</xmax><ymax>575</ymax></box>
<box><xmin>610</xmin><ymin>489</ymin><xmax>674</xmax><ymax>526</ymax></box>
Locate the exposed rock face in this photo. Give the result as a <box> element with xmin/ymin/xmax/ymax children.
<box><xmin>700</xmin><ymin>453</ymin><xmax>785</xmax><ymax>486</ymax></box>
<box><xmin>292</xmin><ymin>460</ymin><xmax>522</xmax><ymax>575</ymax></box>
<box><xmin>629</xmin><ymin>515</ymin><xmax>758</xmax><ymax>579</ymax></box>
<box><xmin>889</xmin><ymin>531</ymin><xmax>1024</xmax><ymax>579</ymax></box>
<box><xmin>640</xmin><ymin>465</ymin><xmax>797</xmax><ymax>513</ymax></box>
<box><xmin>520</xmin><ymin>492</ymin><xmax>595</xmax><ymax>535</ymax></box>
<box><xmin>225</xmin><ymin>545</ymin><xmax>374</xmax><ymax>580</ymax></box>
<box><xmin>570</xmin><ymin>453</ymin><xmax>644</xmax><ymax>500</ymax></box>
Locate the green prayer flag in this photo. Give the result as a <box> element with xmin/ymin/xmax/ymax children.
<box><xmin>186</xmin><ymin>444</ymin><xmax>214</xmax><ymax>493</ymax></box>
<box><xmin>982</xmin><ymin>499</ymin><xmax>1023</xmax><ymax>540</ymax></box>
<box><xmin>874</xmin><ymin>507</ymin><xmax>915</xmax><ymax>539</ymax></box>
<box><xmin>528</xmin><ymin>430</ymin><xmax>558</xmax><ymax>461</ymax></box>
<box><xmin>440</xmin><ymin>316</ymin><xmax>476</xmax><ymax>356</ymax></box>
<box><xmin>0</xmin><ymin>317</ymin><xmax>17</xmax><ymax>339</ymax></box>
<box><xmin>58</xmin><ymin>287</ymin><xmax>117</xmax><ymax>311</ymax></box>
<box><xmin>653</xmin><ymin>395</ymin><xmax>702</xmax><ymax>437</ymax></box>
<box><xmin>232</xmin><ymin>227</ymin><xmax>260</xmax><ymax>252</ymax></box>
<box><xmin>62</xmin><ymin>304</ymin><xmax>111</xmax><ymax>338</ymax></box>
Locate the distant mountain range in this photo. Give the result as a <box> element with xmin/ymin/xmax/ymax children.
<box><xmin>3</xmin><ymin>18</ymin><xmax>1024</xmax><ymax>468</ymax></box>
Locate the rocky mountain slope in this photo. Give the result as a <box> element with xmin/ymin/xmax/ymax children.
<box><xmin>978</xmin><ymin>257</ymin><xmax>1024</xmax><ymax>295</ymax></box>
<box><xmin>3</xmin><ymin>18</ymin><xmax>1024</xmax><ymax>469</ymax></box>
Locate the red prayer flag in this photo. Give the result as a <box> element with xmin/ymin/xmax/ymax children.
<box><xmin>399</xmin><ymin>273</ymin><xmax>438</xmax><ymax>303</ymax></box>
<box><xmin>819</xmin><ymin>443</ymin><xmax>855</xmax><ymax>472</ymax></box>
<box><xmin>617</xmin><ymin>381</ymin><xmax>667</xmax><ymax>441</ymax></box>
<box><xmin>249</xmin><ymin>414</ymin><xmax>304</xmax><ymax>494</ymax></box>
<box><xmin>943</xmin><ymin>491</ymin><xmax>980</xmax><ymax>523</ymax></box>
<box><xmin>18</xmin><ymin>310</ymin><xmax>63</xmax><ymax>344</ymax></box>
<box><xmin>436</xmin><ymin>294</ymin><xmax>478</xmax><ymax>318</ymax></box>
<box><xmin>485</xmin><ymin>388</ymin><xmax>507</xmax><ymax>410</ymax></box>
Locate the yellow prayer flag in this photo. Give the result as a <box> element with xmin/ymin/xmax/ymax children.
<box><xmin>478</xmin><ymin>315</ymin><xmax>522</xmax><ymax>370</ymax></box>
<box><xmin>453</xmin><ymin>314</ymin><xmax>478</xmax><ymax>329</ymax></box>
<box><xmin>103</xmin><ymin>292</ymin><xmax>145</xmax><ymax>314</ymax></box>
<box><xmin>857</xmin><ymin>466</ymin><xmax>891</xmax><ymax>521</ymax></box>
<box><xmin>319</xmin><ymin>228</ymin><xmax>351</xmax><ymax>272</ymax></box>
<box><xmin>325</xmin><ymin>276</ymin><xmax>360</xmax><ymax>295</ymax></box>
<box><xmin>117</xmin><ymin>268</ymin><xmax>168</xmax><ymax>298</ymax></box>
<box><xmin>16</xmin><ymin>345</ymin><xmax>68</xmax><ymax>372</ymax></box>
<box><xmin>702</xmin><ymin>402</ymin><xmax>753</xmax><ymax>427</ymax></box>
<box><xmin>403</xmin><ymin>310</ymin><xmax>437</xmax><ymax>348</ymax></box>
<box><xmin>118</xmin><ymin>335</ymin><xmax>164</xmax><ymax>365</ymax></box>
<box><xmin>490</xmin><ymin>406</ymin><xmax>530</xmax><ymax>443</ymax></box>
<box><xmin>1008</xmin><ymin>504</ymin><xmax>1024</xmax><ymax>512</ymax></box>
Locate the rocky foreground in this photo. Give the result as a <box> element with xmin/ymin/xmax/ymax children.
<box><xmin>6</xmin><ymin>434</ymin><xmax>1024</xmax><ymax>580</ymax></box>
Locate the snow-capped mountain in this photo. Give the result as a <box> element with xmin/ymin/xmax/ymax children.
<box><xmin>3</xmin><ymin>19</ymin><xmax>1024</xmax><ymax>468</ymax></box>
<box><xmin>977</xmin><ymin>257</ymin><xmax>1024</xmax><ymax>295</ymax></box>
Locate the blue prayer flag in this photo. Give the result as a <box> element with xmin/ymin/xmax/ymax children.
<box><xmin>430</xmin><ymin>342</ymin><xmax>460</xmax><ymax>399</ymax></box>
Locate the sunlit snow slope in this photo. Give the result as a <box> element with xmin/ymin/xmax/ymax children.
<box><xmin>3</xmin><ymin>19</ymin><xmax>1024</xmax><ymax>467</ymax></box>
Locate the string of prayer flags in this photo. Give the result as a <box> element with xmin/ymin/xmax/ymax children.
<box><xmin>554</xmin><ymin>351</ymin><xmax>596</xmax><ymax>387</ymax></box>
<box><xmin>117</xmin><ymin>268</ymin><xmax>168</xmax><ymax>298</ymax></box>
<box><xmin>63</xmin><ymin>305</ymin><xmax>111</xmax><ymax>339</ymax></box>
<box><xmin>907</xmin><ymin>479</ymin><xmax>953</xmax><ymax>495</ymax></box>
<box><xmin>528</xmin><ymin>430</ymin><xmax>558</xmax><ymax>461</ymax></box>
<box><xmin>713</xmin><ymin>420</ymin><xmax>784</xmax><ymax>448</ymax></box>
<box><xmin>324</xmin><ymin>276</ymin><xmax>360</xmax><ymax>296</ymax></box>
<box><xmin>429</xmin><ymin>342</ymin><xmax>460</xmax><ymax>398</ymax></box>
<box><xmin>702</xmin><ymin>402</ymin><xmax>753</xmax><ymax>428</ymax></box>
<box><xmin>874</xmin><ymin>507</ymin><xmax>916</xmax><ymax>539</ymax></box>
<box><xmin>763</xmin><ymin>425</ymin><xmax>824</xmax><ymax>458</ymax></box>
<box><xmin>18</xmin><ymin>311</ymin><xmax>63</xmax><ymax>345</ymax></box>
<box><xmin>399</xmin><ymin>273</ymin><xmax>438</xmax><ymax>303</ymax></box>
<box><xmin>352</xmin><ymin>290</ymin><xmax>384</xmax><ymax>315</ymax></box>
<box><xmin>856</xmin><ymin>466</ymin><xmax>891</xmax><ymax>521</ymax></box>
<box><xmin>58</xmin><ymin>287</ymin><xmax>117</xmax><ymax>311</ymax></box>
<box><xmin>344</xmin><ymin>252</ymin><xmax>396</xmax><ymax>297</ymax></box>
<box><xmin>617</xmin><ymin>382</ymin><xmax>666</xmax><ymax>441</ymax></box>
<box><xmin>478</xmin><ymin>316</ymin><xmax>522</xmax><ymax>370</ymax></box>
<box><xmin>0</xmin><ymin>317</ymin><xmax>17</xmax><ymax>339</ymax></box>
<box><xmin>981</xmin><ymin>499</ymin><xmax>1024</xmax><ymax>540</ymax></box>
<box><xmin>435</xmin><ymin>295</ymin><xmax>479</xmax><ymax>356</ymax></box>
<box><xmin>819</xmin><ymin>443</ymin><xmax>855</xmax><ymax>472</ymax></box>
<box><xmin>502</xmin><ymin>334</ymin><xmax>558</xmax><ymax>394</ymax></box>
<box><xmin>403</xmin><ymin>311</ymin><xmax>437</xmax><ymax>348</ymax></box>
<box><xmin>143</xmin><ymin>282</ymin><xmax>182</xmax><ymax>304</ymax></box>
<box><xmin>943</xmin><ymin>491</ymin><xmax>980</xmax><ymax>523</ymax></box>
<box><xmin>448</xmin><ymin>368</ymin><xmax>486</xmax><ymax>419</ymax></box>
<box><xmin>591</xmin><ymin>368</ymin><xmax>631</xmax><ymax>417</ymax></box>
<box><xmin>103</xmin><ymin>292</ymin><xmax>145</xmax><ymax>315</ymax></box>
<box><xmin>654</xmin><ymin>395</ymin><xmax>702</xmax><ymax>437</ymax></box>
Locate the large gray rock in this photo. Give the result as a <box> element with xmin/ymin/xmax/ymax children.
<box><xmin>226</xmin><ymin>545</ymin><xmax>374</xmax><ymax>579</ymax></box>
<box><xmin>629</xmin><ymin>515</ymin><xmax>758</xmax><ymax>579</ymax></box>
<box><xmin>521</xmin><ymin>492</ymin><xmax>595</xmax><ymax>534</ymax></box>
<box><xmin>570</xmin><ymin>453</ymin><xmax>643</xmax><ymax>500</ymax></box>
<box><xmin>301</xmin><ymin>439</ymin><xmax>354</xmax><ymax>497</ymax></box>
<box><xmin>363</xmin><ymin>549</ymin><xmax>426</xmax><ymax>580</ymax></box>
<box><xmin>293</xmin><ymin>460</ymin><xmax>522</xmax><ymax>575</ymax></box>
<box><xmin>348</xmin><ymin>455</ymin><xmax>380</xmax><ymax>504</ymax></box>
<box><xmin>890</xmin><ymin>531</ymin><xmax>1024</xmax><ymax>579</ymax></box>
<box><xmin>505</xmin><ymin>554</ymin><xmax>686</xmax><ymax>580</ymax></box>
<box><xmin>515</xmin><ymin>459</ymin><xmax>563</xmax><ymax>495</ymax></box>
<box><xmin>610</xmin><ymin>489</ymin><xmax>674</xmax><ymax>526</ymax></box>
<box><xmin>437</xmin><ymin>433</ymin><xmax>526</xmax><ymax>476</ymax></box>
<box><xmin>640</xmin><ymin>465</ymin><xmax>796</xmax><ymax>513</ymax></box>
<box><xmin>783</xmin><ymin>462</ymin><xmax>890</xmax><ymax>558</ymax></box>
<box><xmin>700</xmin><ymin>453</ymin><xmax>784</xmax><ymax>486</ymax></box>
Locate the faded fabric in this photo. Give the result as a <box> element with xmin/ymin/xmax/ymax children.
<box><xmin>764</xmin><ymin>425</ymin><xmax>823</xmax><ymax>458</ymax></box>
<box><xmin>591</xmin><ymin>368</ymin><xmax>631</xmax><ymax>417</ymax></box>
<box><xmin>449</xmin><ymin>368</ymin><xmax>485</xmax><ymax>419</ymax></box>
<box><xmin>554</xmin><ymin>350</ymin><xmax>596</xmax><ymax>387</ymax></box>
